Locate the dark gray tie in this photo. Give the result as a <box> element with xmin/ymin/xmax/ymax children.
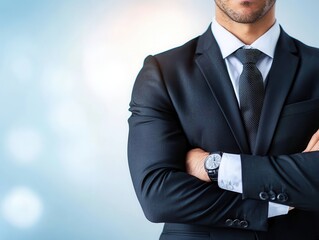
<box><xmin>234</xmin><ymin>48</ymin><xmax>264</xmax><ymax>151</ymax></box>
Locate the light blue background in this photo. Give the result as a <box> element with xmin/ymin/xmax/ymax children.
<box><xmin>0</xmin><ymin>1</ymin><xmax>319</xmax><ymax>239</ymax></box>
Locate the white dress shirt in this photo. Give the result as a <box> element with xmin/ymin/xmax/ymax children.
<box><xmin>211</xmin><ymin>18</ymin><xmax>289</xmax><ymax>218</ymax></box>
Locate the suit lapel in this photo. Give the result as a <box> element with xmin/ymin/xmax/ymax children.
<box><xmin>255</xmin><ymin>29</ymin><xmax>299</xmax><ymax>155</ymax></box>
<box><xmin>195</xmin><ymin>27</ymin><xmax>250</xmax><ymax>153</ymax></box>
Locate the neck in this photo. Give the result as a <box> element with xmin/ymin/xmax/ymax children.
<box><xmin>215</xmin><ymin>6</ymin><xmax>276</xmax><ymax>45</ymax></box>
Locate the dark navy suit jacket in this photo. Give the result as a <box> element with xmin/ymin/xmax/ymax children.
<box><xmin>128</xmin><ymin>26</ymin><xmax>319</xmax><ymax>240</ymax></box>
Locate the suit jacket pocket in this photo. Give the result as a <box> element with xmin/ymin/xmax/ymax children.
<box><xmin>281</xmin><ymin>98</ymin><xmax>319</xmax><ymax>117</ymax></box>
<box><xmin>271</xmin><ymin>98</ymin><xmax>319</xmax><ymax>154</ymax></box>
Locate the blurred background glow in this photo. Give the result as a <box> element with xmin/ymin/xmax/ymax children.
<box><xmin>2</xmin><ymin>187</ymin><xmax>43</xmax><ymax>229</ymax></box>
<box><xmin>1</xmin><ymin>0</ymin><xmax>319</xmax><ymax>239</ymax></box>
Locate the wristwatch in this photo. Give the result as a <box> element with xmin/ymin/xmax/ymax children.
<box><xmin>204</xmin><ymin>152</ymin><xmax>223</xmax><ymax>182</ymax></box>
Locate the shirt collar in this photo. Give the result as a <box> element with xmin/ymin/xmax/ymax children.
<box><xmin>211</xmin><ymin>18</ymin><xmax>280</xmax><ymax>59</ymax></box>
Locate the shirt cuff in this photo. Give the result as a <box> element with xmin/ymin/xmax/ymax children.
<box><xmin>218</xmin><ymin>153</ymin><xmax>290</xmax><ymax>219</ymax></box>
<box><xmin>218</xmin><ymin>153</ymin><xmax>243</xmax><ymax>193</ymax></box>
<box><xmin>268</xmin><ymin>202</ymin><xmax>289</xmax><ymax>218</ymax></box>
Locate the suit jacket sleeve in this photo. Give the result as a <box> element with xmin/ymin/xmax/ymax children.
<box><xmin>241</xmin><ymin>152</ymin><xmax>319</xmax><ymax>211</ymax></box>
<box><xmin>128</xmin><ymin>55</ymin><xmax>269</xmax><ymax>231</ymax></box>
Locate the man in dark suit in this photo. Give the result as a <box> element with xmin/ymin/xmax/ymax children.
<box><xmin>128</xmin><ymin>0</ymin><xmax>319</xmax><ymax>239</ymax></box>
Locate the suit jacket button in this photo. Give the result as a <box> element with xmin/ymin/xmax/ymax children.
<box><xmin>277</xmin><ymin>193</ymin><xmax>288</xmax><ymax>202</ymax></box>
<box><xmin>259</xmin><ymin>191</ymin><xmax>269</xmax><ymax>200</ymax></box>
<box><xmin>240</xmin><ymin>220</ymin><xmax>249</xmax><ymax>228</ymax></box>
<box><xmin>268</xmin><ymin>190</ymin><xmax>276</xmax><ymax>201</ymax></box>
<box><xmin>225</xmin><ymin>219</ymin><xmax>233</xmax><ymax>226</ymax></box>
<box><xmin>233</xmin><ymin>219</ymin><xmax>240</xmax><ymax>226</ymax></box>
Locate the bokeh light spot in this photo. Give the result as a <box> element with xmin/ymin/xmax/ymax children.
<box><xmin>2</xmin><ymin>187</ymin><xmax>43</xmax><ymax>229</ymax></box>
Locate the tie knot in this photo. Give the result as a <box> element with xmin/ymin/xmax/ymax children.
<box><xmin>234</xmin><ymin>48</ymin><xmax>262</xmax><ymax>65</ymax></box>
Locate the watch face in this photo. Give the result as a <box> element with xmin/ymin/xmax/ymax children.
<box><xmin>205</xmin><ymin>154</ymin><xmax>221</xmax><ymax>170</ymax></box>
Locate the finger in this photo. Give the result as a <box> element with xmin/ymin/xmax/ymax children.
<box><xmin>304</xmin><ymin>129</ymin><xmax>319</xmax><ymax>152</ymax></box>
<box><xmin>310</xmin><ymin>140</ymin><xmax>319</xmax><ymax>152</ymax></box>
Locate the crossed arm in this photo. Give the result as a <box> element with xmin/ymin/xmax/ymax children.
<box><xmin>129</xmin><ymin>103</ymin><xmax>319</xmax><ymax>231</ymax></box>
<box><xmin>185</xmin><ymin>129</ymin><xmax>319</xmax><ymax>215</ymax></box>
<box><xmin>186</xmin><ymin>129</ymin><xmax>319</xmax><ymax>182</ymax></box>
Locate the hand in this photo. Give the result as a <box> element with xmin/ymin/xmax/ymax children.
<box><xmin>185</xmin><ymin>148</ymin><xmax>210</xmax><ymax>182</ymax></box>
<box><xmin>304</xmin><ymin>129</ymin><xmax>319</xmax><ymax>152</ymax></box>
<box><xmin>288</xmin><ymin>129</ymin><xmax>319</xmax><ymax>211</ymax></box>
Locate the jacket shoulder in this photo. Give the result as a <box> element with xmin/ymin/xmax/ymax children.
<box><xmin>291</xmin><ymin>37</ymin><xmax>319</xmax><ymax>57</ymax></box>
<box><xmin>153</xmin><ymin>36</ymin><xmax>200</xmax><ymax>65</ymax></box>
